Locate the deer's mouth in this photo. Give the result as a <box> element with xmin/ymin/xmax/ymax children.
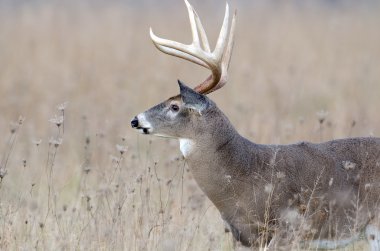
<box><xmin>137</xmin><ymin>127</ymin><xmax>151</xmax><ymax>135</ymax></box>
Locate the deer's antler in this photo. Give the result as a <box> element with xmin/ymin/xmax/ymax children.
<box><xmin>150</xmin><ymin>0</ymin><xmax>236</xmax><ymax>95</ymax></box>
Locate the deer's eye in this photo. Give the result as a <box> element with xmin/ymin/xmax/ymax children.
<box><xmin>170</xmin><ymin>104</ymin><xmax>179</xmax><ymax>112</ymax></box>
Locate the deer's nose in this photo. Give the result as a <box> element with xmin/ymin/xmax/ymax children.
<box><xmin>131</xmin><ymin>117</ymin><xmax>139</xmax><ymax>128</ymax></box>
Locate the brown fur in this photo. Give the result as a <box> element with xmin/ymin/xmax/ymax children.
<box><xmin>185</xmin><ymin>103</ymin><xmax>380</xmax><ymax>247</ymax></box>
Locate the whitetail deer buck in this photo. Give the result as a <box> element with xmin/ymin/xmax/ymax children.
<box><xmin>131</xmin><ymin>1</ymin><xmax>380</xmax><ymax>250</ymax></box>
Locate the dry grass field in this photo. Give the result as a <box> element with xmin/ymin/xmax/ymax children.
<box><xmin>0</xmin><ymin>0</ymin><xmax>379</xmax><ymax>250</ymax></box>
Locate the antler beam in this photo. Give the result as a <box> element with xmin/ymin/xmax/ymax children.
<box><xmin>150</xmin><ymin>0</ymin><xmax>236</xmax><ymax>94</ymax></box>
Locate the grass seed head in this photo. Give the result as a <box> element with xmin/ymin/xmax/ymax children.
<box><xmin>49</xmin><ymin>115</ymin><xmax>64</xmax><ymax>127</ymax></box>
<box><xmin>32</xmin><ymin>139</ymin><xmax>42</xmax><ymax>147</ymax></box>
<box><xmin>316</xmin><ymin>110</ymin><xmax>329</xmax><ymax>124</ymax></box>
<box><xmin>49</xmin><ymin>138</ymin><xmax>63</xmax><ymax>148</ymax></box>
<box><xmin>116</xmin><ymin>144</ymin><xmax>128</xmax><ymax>155</ymax></box>
<box><xmin>57</xmin><ymin>101</ymin><xmax>68</xmax><ymax>111</ymax></box>
<box><xmin>0</xmin><ymin>167</ymin><xmax>7</xmax><ymax>179</ymax></box>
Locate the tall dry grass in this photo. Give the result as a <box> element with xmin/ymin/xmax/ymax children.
<box><xmin>0</xmin><ymin>1</ymin><xmax>379</xmax><ymax>250</ymax></box>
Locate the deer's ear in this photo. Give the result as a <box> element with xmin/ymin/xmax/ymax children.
<box><xmin>178</xmin><ymin>80</ymin><xmax>209</xmax><ymax>113</ymax></box>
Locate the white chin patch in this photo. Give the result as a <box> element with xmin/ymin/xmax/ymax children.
<box><xmin>180</xmin><ymin>139</ymin><xmax>195</xmax><ymax>158</ymax></box>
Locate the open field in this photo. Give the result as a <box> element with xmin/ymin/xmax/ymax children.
<box><xmin>0</xmin><ymin>1</ymin><xmax>379</xmax><ymax>250</ymax></box>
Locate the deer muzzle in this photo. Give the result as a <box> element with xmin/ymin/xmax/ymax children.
<box><xmin>131</xmin><ymin>115</ymin><xmax>151</xmax><ymax>134</ymax></box>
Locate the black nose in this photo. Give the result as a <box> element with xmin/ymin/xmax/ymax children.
<box><xmin>131</xmin><ymin>117</ymin><xmax>139</xmax><ymax>128</ymax></box>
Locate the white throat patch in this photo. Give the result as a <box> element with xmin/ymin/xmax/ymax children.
<box><xmin>179</xmin><ymin>139</ymin><xmax>195</xmax><ymax>158</ymax></box>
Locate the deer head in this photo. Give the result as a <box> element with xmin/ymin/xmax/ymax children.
<box><xmin>131</xmin><ymin>0</ymin><xmax>236</xmax><ymax>140</ymax></box>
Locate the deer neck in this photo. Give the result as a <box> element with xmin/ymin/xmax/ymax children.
<box><xmin>178</xmin><ymin>112</ymin><xmax>253</xmax><ymax>204</ymax></box>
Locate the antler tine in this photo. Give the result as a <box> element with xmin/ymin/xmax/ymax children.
<box><xmin>213</xmin><ymin>3</ymin><xmax>230</xmax><ymax>61</ymax></box>
<box><xmin>150</xmin><ymin>29</ymin><xmax>209</xmax><ymax>69</ymax></box>
<box><xmin>206</xmin><ymin>10</ymin><xmax>237</xmax><ymax>93</ymax></box>
<box><xmin>223</xmin><ymin>10</ymin><xmax>237</xmax><ymax>70</ymax></box>
<box><xmin>191</xmin><ymin>7</ymin><xmax>211</xmax><ymax>52</ymax></box>
<box><xmin>184</xmin><ymin>0</ymin><xmax>200</xmax><ymax>48</ymax></box>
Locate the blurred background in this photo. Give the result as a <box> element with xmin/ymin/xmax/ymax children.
<box><xmin>0</xmin><ymin>0</ymin><xmax>379</xmax><ymax>250</ymax></box>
